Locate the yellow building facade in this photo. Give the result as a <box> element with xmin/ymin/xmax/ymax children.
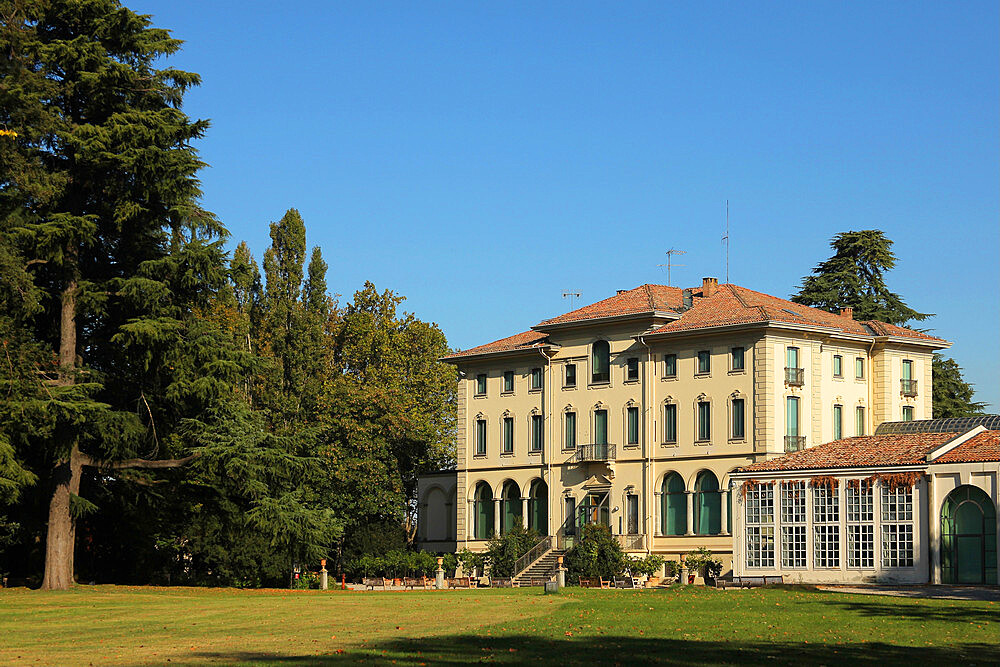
<box><xmin>416</xmin><ymin>278</ymin><xmax>947</xmax><ymax>577</ymax></box>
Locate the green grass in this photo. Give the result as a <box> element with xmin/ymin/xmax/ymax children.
<box><xmin>1</xmin><ymin>585</ymin><xmax>996</xmax><ymax>665</ymax></box>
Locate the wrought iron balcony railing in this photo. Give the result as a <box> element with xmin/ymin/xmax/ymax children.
<box><xmin>784</xmin><ymin>367</ymin><xmax>805</xmax><ymax>386</ymax></box>
<box><xmin>574</xmin><ymin>443</ymin><xmax>617</xmax><ymax>462</ymax></box>
<box><xmin>784</xmin><ymin>435</ymin><xmax>806</xmax><ymax>452</ymax></box>
<box><xmin>901</xmin><ymin>379</ymin><xmax>918</xmax><ymax>397</ymax></box>
<box><xmin>617</xmin><ymin>534</ymin><xmax>645</xmax><ymax>551</ymax></box>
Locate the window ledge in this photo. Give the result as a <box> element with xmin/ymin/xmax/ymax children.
<box><xmin>623</xmin><ymin>379</ymin><xmax>640</xmax><ymax>385</ymax></box>
<box><xmin>728</xmin><ymin>369</ymin><xmax>746</xmax><ymax>375</ymax></box>
<box><xmin>500</xmin><ymin>391</ymin><xmax>514</xmax><ymax>397</ymax></box>
<box><xmin>473</xmin><ymin>393</ymin><xmax>487</xmax><ymax>399</ymax></box>
<box><xmin>473</xmin><ymin>454</ymin><xmax>487</xmax><ymax>460</ymax></box>
<box><xmin>661</xmin><ymin>376</ymin><xmax>677</xmax><ymax>381</ymax></box>
<box><xmin>562</xmin><ymin>384</ymin><xmax>577</xmax><ymax>390</ymax></box>
<box><xmin>661</xmin><ymin>442</ymin><xmax>678</xmax><ymax>448</ymax></box>
<box><xmin>694</xmin><ymin>372</ymin><xmax>711</xmax><ymax>378</ymax></box>
<box><xmin>694</xmin><ymin>440</ymin><xmax>712</xmax><ymax>446</ymax></box>
<box><xmin>500</xmin><ymin>452</ymin><xmax>514</xmax><ymax>458</ymax></box>
<box><xmin>528</xmin><ymin>450</ymin><xmax>542</xmax><ymax>456</ymax></box>
<box><xmin>528</xmin><ymin>388</ymin><xmax>542</xmax><ymax>394</ymax></box>
<box><xmin>729</xmin><ymin>437</ymin><xmax>747</xmax><ymax>444</ymax></box>
<box><xmin>623</xmin><ymin>443</ymin><xmax>640</xmax><ymax>449</ymax></box>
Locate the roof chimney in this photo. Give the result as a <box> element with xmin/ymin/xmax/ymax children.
<box><xmin>702</xmin><ymin>277</ymin><xmax>718</xmax><ymax>297</ymax></box>
<box><xmin>840</xmin><ymin>307</ymin><xmax>854</xmax><ymax>319</ymax></box>
<box><xmin>682</xmin><ymin>289</ymin><xmax>693</xmax><ymax>309</ymax></box>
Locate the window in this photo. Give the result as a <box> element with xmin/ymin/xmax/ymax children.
<box><xmin>901</xmin><ymin>360</ymin><xmax>917</xmax><ymax>396</ymax></box>
<box><xmin>781</xmin><ymin>481</ymin><xmax>807</xmax><ymax>568</ymax></box>
<box><xmin>731</xmin><ymin>346</ymin><xmax>745</xmax><ymax>371</ymax></box>
<box><xmin>564</xmin><ymin>412</ymin><xmax>577</xmax><ymax>449</ymax></box>
<box><xmin>594</xmin><ymin>409</ymin><xmax>608</xmax><ymax>445</ymax></box>
<box><xmin>626</xmin><ymin>493</ymin><xmax>639</xmax><ymax>534</ymax></box>
<box><xmin>856</xmin><ymin>406</ymin><xmax>865</xmax><ymax>436</ymax></box>
<box><xmin>855</xmin><ymin>357</ymin><xmax>865</xmax><ymax>379</ymax></box>
<box><xmin>833</xmin><ymin>404</ymin><xmax>843</xmax><ymax>440</ymax></box>
<box><xmin>475</xmin><ymin>419</ymin><xmax>487</xmax><ymax>456</ymax></box>
<box><xmin>833</xmin><ymin>354</ymin><xmax>843</xmax><ymax>378</ymax></box>
<box><xmin>786</xmin><ymin>346</ymin><xmax>799</xmax><ymax>369</ymax></box>
<box><xmin>663</xmin><ymin>353</ymin><xmax>677</xmax><ymax>378</ymax></box>
<box><xmin>663</xmin><ymin>403</ymin><xmax>677</xmax><ymax>443</ymax></box>
<box><xmin>626</xmin><ymin>406</ymin><xmax>639</xmax><ymax>445</ymax></box>
<box><xmin>502</xmin><ymin>416</ymin><xmax>514</xmax><ymax>454</ymax></box>
<box><xmin>881</xmin><ymin>485</ymin><xmax>914</xmax><ymax>567</ymax></box>
<box><xmin>731</xmin><ymin>398</ymin><xmax>745</xmax><ymax>439</ymax></box>
<box><xmin>530</xmin><ymin>415</ymin><xmax>543</xmax><ymax>452</ymax></box>
<box><xmin>785</xmin><ymin>396</ymin><xmax>801</xmax><ymax>451</ymax></box>
<box><xmin>474</xmin><ymin>483</ymin><xmax>494</xmax><ymax>539</ymax></box>
<box><xmin>475</xmin><ymin>373</ymin><xmax>487</xmax><ymax>396</ymax></box>
<box><xmin>847</xmin><ymin>482</ymin><xmax>874</xmax><ymax>568</ymax></box>
<box><xmin>530</xmin><ymin>367</ymin><xmax>543</xmax><ymax>391</ymax></box>
<box><xmin>697</xmin><ymin>350</ymin><xmax>711</xmax><ymax>374</ymax></box>
<box><xmin>626</xmin><ymin>357</ymin><xmax>639</xmax><ymax>382</ymax></box>
<box><xmin>695</xmin><ymin>471</ymin><xmax>721</xmax><ymax>535</ymax></box>
<box><xmin>745</xmin><ymin>483</ymin><xmax>775</xmax><ymax>568</ymax></box>
<box><xmin>661</xmin><ymin>473</ymin><xmax>686</xmax><ymax>535</ymax></box>
<box><xmin>697</xmin><ymin>401</ymin><xmax>711</xmax><ymax>441</ymax></box>
<box><xmin>592</xmin><ymin>340</ymin><xmax>610</xmax><ymax>383</ymax></box>
<box><xmin>565</xmin><ymin>363</ymin><xmax>576</xmax><ymax>388</ymax></box>
<box><xmin>564</xmin><ymin>496</ymin><xmax>577</xmax><ymax>535</ymax></box>
<box><xmin>503</xmin><ymin>370</ymin><xmax>514</xmax><ymax>393</ymax></box>
<box><xmin>902</xmin><ymin>359</ymin><xmax>913</xmax><ymax>381</ymax></box>
<box><xmin>902</xmin><ymin>405</ymin><xmax>914</xmax><ymax>422</ymax></box>
<box><xmin>813</xmin><ymin>485</ymin><xmax>840</xmax><ymax>568</ymax></box>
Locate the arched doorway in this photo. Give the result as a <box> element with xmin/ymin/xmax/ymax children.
<box><xmin>661</xmin><ymin>472</ymin><xmax>686</xmax><ymax>535</ymax></box>
<box><xmin>501</xmin><ymin>481</ymin><xmax>522</xmax><ymax>535</ymax></box>
<box><xmin>528</xmin><ymin>479</ymin><xmax>548</xmax><ymax>535</ymax></box>
<box><xmin>694</xmin><ymin>470</ymin><xmax>722</xmax><ymax>535</ymax></box>
<box><xmin>940</xmin><ymin>485</ymin><xmax>997</xmax><ymax>585</ymax></box>
<box><xmin>473</xmin><ymin>482</ymin><xmax>494</xmax><ymax>540</ymax></box>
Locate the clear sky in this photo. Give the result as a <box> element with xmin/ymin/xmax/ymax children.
<box><xmin>131</xmin><ymin>1</ymin><xmax>998</xmax><ymax>410</ymax></box>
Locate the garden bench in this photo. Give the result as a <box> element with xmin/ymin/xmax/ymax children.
<box><xmin>402</xmin><ymin>577</ymin><xmax>429</xmax><ymax>590</ymax></box>
<box><xmin>363</xmin><ymin>578</ymin><xmax>385</xmax><ymax>590</ymax></box>
<box><xmin>599</xmin><ymin>577</ymin><xmax>612</xmax><ymax>589</ymax></box>
<box><xmin>578</xmin><ymin>578</ymin><xmax>591</xmax><ymax>588</ymax></box>
<box><xmin>492</xmin><ymin>577</ymin><xmax>512</xmax><ymax>588</ymax></box>
<box><xmin>450</xmin><ymin>576</ymin><xmax>472</xmax><ymax>589</ymax></box>
<box><xmin>614</xmin><ymin>577</ymin><xmax>640</xmax><ymax>589</ymax></box>
<box><xmin>528</xmin><ymin>577</ymin><xmax>547</xmax><ymax>587</ymax></box>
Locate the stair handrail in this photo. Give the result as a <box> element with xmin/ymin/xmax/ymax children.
<box><xmin>514</xmin><ymin>535</ymin><xmax>553</xmax><ymax>577</ymax></box>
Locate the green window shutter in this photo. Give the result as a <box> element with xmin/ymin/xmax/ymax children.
<box><xmin>594</xmin><ymin>409</ymin><xmax>608</xmax><ymax>445</ymax></box>
<box><xmin>665</xmin><ymin>354</ymin><xmax>677</xmax><ymax>377</ymax></box>
<box><xmin>662</xmin><ymin>473</ymin><xmax>687</xmax><ymax>535</ymax></box>
<box><xmin>856</xmin><ymin>357</ymin><xmax>865</xmax><ymax>379</ymax></box>
<box><xmin>902</xmin><ymin>360</ymin><xmax>912</xmax><ymax>381</ymax></box>
<box><xmin>531</xmin><ymin>415</ymin><xmax>543</xmax><ymax>450</ymax></box>
<box><xmin>698</xmin><ymin>402</ymin><xmax>711</xmax><ymax>440</ymax></box>
<box><xmin>833</xmin><ymin>405</ymin><xmax>842</xmax><ymax>440</ymax></box>
<box><xmin>732</xmin><ymin>346</ymin><xmax>744</xmax><ymax>370</ymax></box>
<box><xmin>902</xmin><ymin>406</ymin><xmax>914</xmax><ymax>421</ymax></box>
<box><xmin>476</xmin><ymin>419</ymin><xmax>487</xmax><ymax>455</ymax></box>
<box><xmin>592</xmin><ymin>341</ymin><xmax>610</xmax><ymax>383</ymax></box>
<box><xmin>856</xmin><ymin>406</ymin><xmax>865</xmax><ymax>435</ymax></box>
<box><xmin>695</xmin><ymin>472</ymin><xmax>721</xmax><ymax>535</ymax></box>
<box><xmin>664</xmin><ymin>404</ymin><xmax>677</xmax><ymax>442</ymax></box>
<box><xmin>627</xmin><ymin>406</ymin><xmax>639</xmax><ymax>444</ymax></box>
<box><xmin>833</xmin><ymin>355</ymin><xmax>842</xmax><ymax>377</ymax></box>
<box><xmin>786</xmin><ymin>347</ymin><xmax>799</xmax><ymax>368</ymax></box>
<box><xmin>698</xmin><ymin>351</ymin><xmax>710</xmax><ymax>374</ymax></box>
<box><xmin>786</xmin><ymin>397</ymin><xmax>799</xmax><ymax>437</ymax></box>
<box><xmin>476</xmin><ymin>374</ymin><xmax>487</xmax><ymax>395</ymax></box>
<box><xmin>503</xmin><ymin>371</ymin><xmax>514</xmax><ymax>392</ymax></box>
<box><xmin>565</xmin><ymin>412</ymin><xmax>576</xmax><ymax>448</ymax></box>
<box><xmin>503</xmin><ymin>417</ymin><xmax>514</xmax><ymax>453</ymax></box>
<box><xmin>565</xmin><ymin>363</ymin><xmax>576</xmax><ymax>387</ymax></box>
<box><xmin>732</xmin><ymin>399</ymin><xmax>745</xmax><ymax>439</ymax></box>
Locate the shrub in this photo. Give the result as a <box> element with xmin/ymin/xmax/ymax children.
<box><xmin>685</xmin><ymin>547</ymin><xmax>723</xmax><ymax>579</ymax></box>
<box><xmin>628</xmin><ymin>553</ymin><xmax>664</xmax><ymax>578</ymax></box>
<box><xmin>564</xmin><ymin>524</ymin><xmax>626</xmax><ymax>580</ymax></box>
<box><xmin>484</xmin><ymin>525</ymin><xmax>540</xmax><ymax>577</ymax></box>
<box><xmin>663</xmin><ymin>560</ymin><xmax>680</xmax><ymax>580</ymax></box>
<box><xmin>456</xmin><ymin>548</ymin><xmax>485</xmax><ymax>576</ymax></box>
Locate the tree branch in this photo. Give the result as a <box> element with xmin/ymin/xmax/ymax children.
<box><xmin>88</xmin><ymin>454</ymin><xmax>199</xmax><ymax>470</ymax></box>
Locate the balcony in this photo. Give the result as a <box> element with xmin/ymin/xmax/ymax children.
<box><xmin>784</xmin><ymin>435</ymin><xmax>806</xmax><ymax>452</ymax></box>
<box><xmin>784</xmin><ymin>367</ymin><xmax>805</xmax><ymax>386</ymax></box>
<box><xmin>574</xmin><ymin>443</ymin><xmax>617</xmax><ymax>463</ymax></box>
<box><xmin>616</xmin><ymin>534</ymin><xmax>646</xmax><ymax>551</ymax></box>
<box><xmin>901</xmin><ymin>379</ymin><xmax>918</xmax><ymax>397</ymax></box>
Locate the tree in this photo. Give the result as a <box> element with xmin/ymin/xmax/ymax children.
<box><xmin>0</xmin><ymin>0</ymin><xmax>235</xmax><ymax>589</ymax></box>
<box><xmin>792</xmin><ymin>230</ymin><xmax>930</xmax><ymax>325</ymax></box>
<box><xmin>483</xmin><ymin>525</ymin><xmax>539</xmax><ymax>577</ymax></box>
<box><xmin>932</xmin><ymin>354</ymin><xmax>987</xmax><ymax>418</ymax></box>
<box><xmin>564</xmin><ymin>524</ymin><xmax>626</xmax><ymax>580</ymax></box>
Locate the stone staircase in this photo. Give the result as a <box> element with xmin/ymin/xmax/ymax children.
<box><xmin>512</xmin><ymin>548</ymin><xmax>565</xmax><ymax>586</ymax></box>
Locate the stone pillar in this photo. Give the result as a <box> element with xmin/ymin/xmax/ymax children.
<box><xmin>720</xmin><ymin>489</ymin><xmax>730</xmax><ymax>536</ymax></box>
<box><xmin>685</xmin><ymin>491</ymin><xmax>695</xmax><ymax>536</ymax></box>
<box><xmin>679</xmin><ymin>555</ymin><xmax>689</xmax><ymax>585</ymax></box>
<box><xmin>320</xmin><ymin>559</ymin><xmax>328</xmax><ymax>590</ymax></box>
<box><xmin>494</xmin><ymin>498</ymin><xmax>502</xmax><ymax>536</ymax></box>
<box><xmin>927</xmin><ymin>475</ymin><xmax>939</xmax><ymax>584</ymax></box>
<box><xmin>556</xmin><ymin>555</ymin><xmax>566</xmax><ymax>588</ymax></box>
<box><xmin>435</xmin><ymin>557</ymin><xmax>445</xmax><ymax>589</ymax></box>
<box><xmin>521</xmin><ymin>497</ymin><xmax>529</xmax><ymax>529</ymax></box>
<box><xmin>653</xmin><ymin>491</ymin><xmax>662</xmax><ymax>536</ymax></box>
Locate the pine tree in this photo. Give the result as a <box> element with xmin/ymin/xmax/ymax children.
<box><xmin>792</xmin><ymin>230</ymin><xmax>930</xmax><ymax>325</ymax></box>
<box><xmin>0</xmin><ymin>0</ymin><xmax>228</xmax><ymax>589</ymax></box>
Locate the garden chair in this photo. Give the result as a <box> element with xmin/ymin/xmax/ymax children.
<box><xmin>578</xmin><ymin>578</ymin><xmax>591</xmax><ymax>588</ymax></box>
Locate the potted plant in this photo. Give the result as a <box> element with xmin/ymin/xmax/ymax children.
<box><xmin>628</xmin><ymin>554</ymin><xmax>665</xmax><ymax>587</ymax></box>
<box><xmin>685</xmin><ymin>547</ymin><xmax>722</xmax><ymax>586</ymax></box>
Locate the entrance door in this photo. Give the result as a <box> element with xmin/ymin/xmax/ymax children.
<box><xmin>940</xmin><ymin>485</ymin><xmax>998</xmax><ymax>585</ymax></box>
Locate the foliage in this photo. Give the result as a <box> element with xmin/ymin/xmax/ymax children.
<box><xmin>564</xmin><ymin>524</ymin><xmax>626</xmax><ymax>580</ymax></box>
<box><xmin>483</xmin><ymin>525</ymin><xmax>540</xmax><ymax>577</ymax></box>
<box><xmin>792</xmin><ymin>231</ymin><xmax>929</xmax><ymax>325</ymax></box>
<box><xmin>628</xmin><ymin>553</ymin><xmax>665</xmax><ymax>578</ymax></box>
<box><xmin>663</xmin><ymin>559</ymin><xmax>681</xmax><ymax>580</ymax></box>
<box><xmin>348</xmin><ymin>549</ymin><xmax>440</xmax><ymax>579</ymax></box>
<box><xmin>685</xmin><ymin>547</ymin><xmax>723</xmax><ymax>579</ymax></box>
<box><xmin>932</xmin><ymin>354</ymin><xmax>987</xmax><ymax>418</ymax></box>
<box><xmin>456</xmin><ymin>548</ymin><xmax>486</xmax><ymax>576</ymax></box>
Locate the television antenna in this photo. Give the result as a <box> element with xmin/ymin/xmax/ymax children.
<box><xmin>722</xmin><ymin>200</ymin><xmax>730</xmax><ymax>284</ymax></box>
<box><xmin>657</xmin><ymin>249</ymin><xmax>686</xmax><ymax>286</ymax></box>
<box><xmin>562</xmin><ymin>290</ymin><xmax>581</xmax><ymax>309</ymax></box>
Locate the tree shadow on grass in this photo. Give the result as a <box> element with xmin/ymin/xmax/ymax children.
<box><xmin>820</xmin><ymin>598</ymin><xmax>999</xmax><ymax>625</ymax></box>
<box><xmin>192</xmin><ymin>634</ymin><xmax>1000</xmax><ymax>666</ymax></box>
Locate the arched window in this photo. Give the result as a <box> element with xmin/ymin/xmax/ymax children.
<box><xmin>500</xmin><ymin>481</ymin><xmax>522</xmax><ymax>535</ymax></box>
<box><xmin>592</xmin><ymin>340</ymin><xmax>610</xmax><ymax>383</ymax></box>
<box><xmin>528</xmin><ymin>479</ymin><xmax>548</xmax><ymax>535</ymax></box>
<box><xmin>660</xmin><ymin>472</ymin><xmax>686</xmax><ymax>535</ymax></box>
<box><xmin>473</xmin><ymin>482</ymin><xmax>494</xmax><ymax>540</ymax></box>
<box><xmin>694</xmin><ymin>470</ymin><xmax>722</xmax><ymax>535</ymax></box>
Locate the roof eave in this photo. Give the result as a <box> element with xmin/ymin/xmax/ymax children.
<box><xmin>730</xmin><ymin>462</ymin><xmax>930</xmax><ymax>478</ymax></box>
<box><xmin>440</xmin><ymin>343</ymin><xmax>560</xmax><ymax>364</ymax></box>
<box><xmin>532</xmin><ymin>311</ymin><xmax>679</xmax><ymax>332</ymax></box>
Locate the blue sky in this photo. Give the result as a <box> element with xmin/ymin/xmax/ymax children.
<box><xmin>133</xmin><ymin>1</ymin><xmax>998</xmax><ymax>410</ymax></box>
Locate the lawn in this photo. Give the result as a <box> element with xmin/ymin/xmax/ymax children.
<box><xmin>1</xmin><ymin>585</ymin><xmax>996</xmax><ymax>666</ymax></box>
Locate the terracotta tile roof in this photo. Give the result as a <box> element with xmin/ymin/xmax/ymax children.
<box><xmin>442</xmin><ymin>330</ymin><xmax>550</xmax><ymax>360</ymax></box>
<box><xmin>647</xmin><ymin>284</ymin><xmax>946</xmax><ymax>343</ymax></box>
<box><xmin>933</xmin><ymin>430</ymin><xmax>1000</xmax><ymax>464</ymax></box>
<box><xmin>739</xmin><ymin>433</ymin><xmax>960</xmax><ymax>472</ymax></box>
<box><xmin>535</xmin><ymin>284</ymin><xmax>684</xmax><ymax>327</ymax></box>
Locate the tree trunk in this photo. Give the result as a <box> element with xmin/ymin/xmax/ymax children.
<box><xmin>41</xmin><ymin>277</ymin><xmax>78</xmax><ymax>591</ymax></box>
